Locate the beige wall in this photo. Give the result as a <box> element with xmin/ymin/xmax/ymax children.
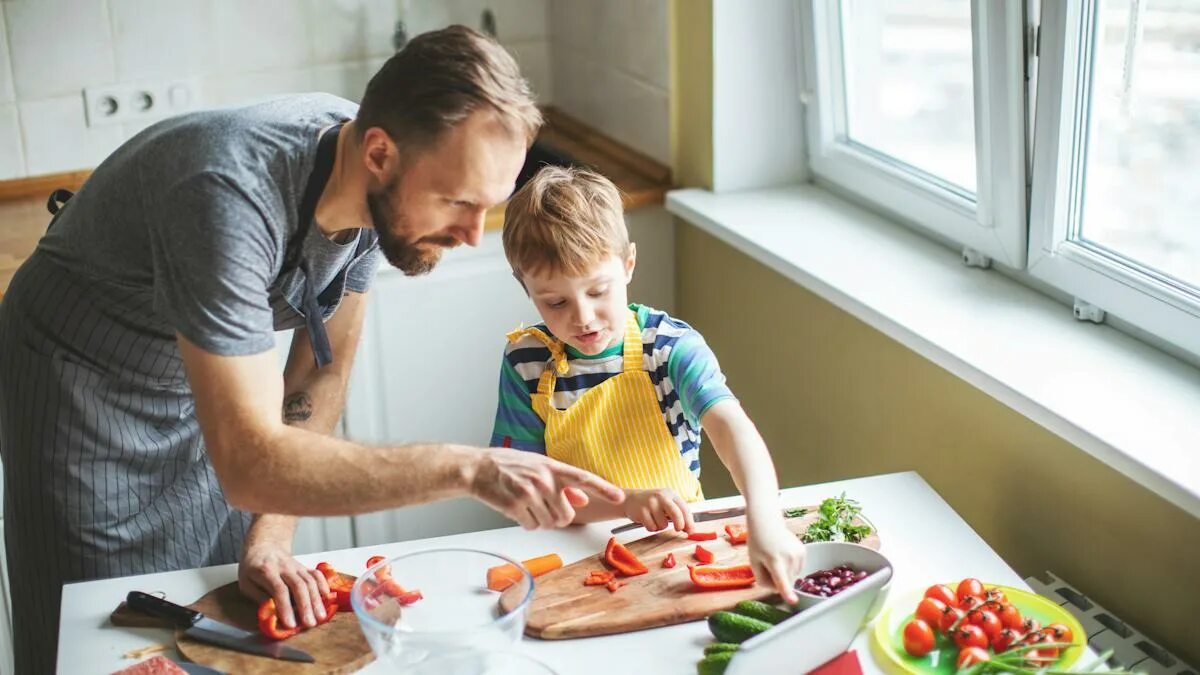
<box><xmin>669</xmin><ymin>3</ymin><xmax>1199</xmax><ymax>663</ymax></box>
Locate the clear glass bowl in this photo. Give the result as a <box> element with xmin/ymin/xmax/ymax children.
<box><xmin>350</xmin><ymin>548</ymin><xmax>534</xmax><ymax>671</ymax></box>
<box><xmin>399</xmin><ymin>650</ymin><xmax>558</xmax><ymax>675</ymax></box>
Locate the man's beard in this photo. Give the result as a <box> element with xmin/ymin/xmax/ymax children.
<box><xmin>367</xmin><ymin>180</ymin><xmax>452</xmax><ymax>277</ymax></box>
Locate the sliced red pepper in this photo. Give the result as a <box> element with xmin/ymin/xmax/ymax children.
<box><xmin>396</xmin><ymin>589</ymin><xmax>423</xmax><ymax>605</ymax></box>
<box><xmin>364</xmin><ymin>554</ymin><xmax>423</xmax><ymax>604</ymax></box>
<box><xmin>584</xmin><ymin>570</ymin><xmax>616</xmax><ymax>586</ymax></box>
<box><xmin>689</xmin><ymin>564</ymin><xmax>757</xmax><ymax>590</ymax></box>
<box><xmin>603</xmin><ymin>537</ymin><xmax>648</xmax><ymax>576</ymax></box>
<box><xmin>724</xmin><ymin>523</ymin><xmax>748</xmax><ymax>545</ymax></box>
<box><xmin>693</xmin><ymin>544</ymin><xmax>715</xmax><ymax>564</ymax></box>
<box><xmin>256</xmin><ymin>598</ymin><xmax>299</xmax><ymax>641</ymax></box>
<box><xmin>317</xmin><ymin>562</ymin><xmax>355</xmax><ymax>611</ymax></box>
<box><xmin>687</xmin><ymin>530</ymin><xmax>718</xmax><ymax>541</ymax></box>
<box><xmin>605</xmin><ymin>579</ymin><xmax>628</xmax><ymax>593</ymax></box>
<box><xmin>662</xmin><ymin>552</ymin><xmax>677</xmax><ymax>569</ymax></box>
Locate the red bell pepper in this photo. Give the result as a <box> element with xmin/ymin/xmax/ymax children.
<box><xmin>724</xmin><ymin>523</ymin><xmax>748</xmax><ymax>545</ymax></box>
<box><xmin>687</xmin><ymin>530</ymin><xmax>718</xmax><ymax>541</ymax></box>
<box><xmin>584</xmin><ymin>570</ymin><xmax>616</xmax><ymax>586</ymax></box>
<box><xmin>662</xmin><ymin>552</ymin><xmax>677</xmax><ymax>568</ymax></box>
<box><xmin>256</xmin><ymin>591</ymin><xmax>338</xmax><ymax>641</ymax></box>
<box><xmin>316</xmin><ymin>562</ymin><xmax>354</xmax><ymax>611</ymax></box>
<box><xmin>603</xmin><ymin>537</ymin><xmax>648</xmax><ymax>576</ymax></box>
<box><xmin>605</xmin><ymin>579</ymin><xmax>628</xmax><ymax>593</ymax></box>
<box><xmin>365</xmin><ymin>554</ymin><xmax>424</xmax><ymax>604</ymax></box>
<box><xmin>689</xmin><ymin>564</ymin><xmax>757</xmax><ymax>590</ymax></box>
<box><xmin>693</xmin><ymin>544</ymin><xmax>715</xmax><ymax>564</ymax></box>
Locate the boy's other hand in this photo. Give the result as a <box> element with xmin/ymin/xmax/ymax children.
<box><xmin>748</xmin><ymin>521</ymin><xmax>806</xmax><ymax>604</ymax></box>
<box><xmin>624</xmin><ymin>488</ymin><xmax>695</xmax><ymax>533</ymax></box>
<box><xmin>471</xmin><ymin>448</ymin><xmax>624</xmax><ymax>529</ymax></box>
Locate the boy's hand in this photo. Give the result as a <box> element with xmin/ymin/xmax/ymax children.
<box><xmin>471</xmin><ymin>448</ymin><xmax>625</xmax><ymax>529</ymax></box>
<box><xmin>623</xmin><ymin>488</ymin><xmax>695</xmax><ymax>533</ymax></box>
<box><xmin>747</xmin><ymin>520</ymin><xmax>806</xmax><ymax>604</ymax></box>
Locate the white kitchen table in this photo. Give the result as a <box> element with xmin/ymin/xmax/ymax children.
<box><xmin>58</xmin><ymin>471</ymin><xmax>1037</xmax><ymax>674</ymax></box>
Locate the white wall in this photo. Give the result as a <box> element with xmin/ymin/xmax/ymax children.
<box><xmin>0</xmin><ymin>0</ymin><xmax>551</xmax><ymax>179</ymax></box>
<box><xmin>549</xmin><ymin>0</ymin><xmax>670</xmax><ymax>166</ymax></box>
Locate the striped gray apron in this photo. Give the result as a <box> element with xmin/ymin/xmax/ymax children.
<box><xmin>0</xmin><ymin>124</ymin><xmax>362</xmax><ymax>674</ymax></box>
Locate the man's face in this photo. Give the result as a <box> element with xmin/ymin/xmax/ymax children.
<box><xmin>522</xmin><ymin>252</ymin><xmax>637</xmax><ymax>356</ymax></box>
<box><xmin>367</xmin><ymin>110</ymin><xmax>526</xmax><ymax>275</ymax></box>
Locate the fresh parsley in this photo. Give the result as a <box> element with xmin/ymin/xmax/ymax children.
<box><xmin>798</xmin><ymin>493</ymin><xmax>872</xmax><ymax>543</ymax></box>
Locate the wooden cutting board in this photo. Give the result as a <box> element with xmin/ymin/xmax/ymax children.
<box><xmin>111</xmin><ymin>576</ymin><xmax>373</xmax><ymax>674</ymax></box>
<box><xmin>500</xmin><ymin>506</ymin><xmax>880</xmax><ymax>639</ymax></box>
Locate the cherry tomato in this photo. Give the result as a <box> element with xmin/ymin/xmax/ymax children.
<box><xmin>958</xmin><ymin>595</ymin><xmax>983</xmax><ymax>612</ymax></box>
<box><xmin>916</xmin><ymin>598</ymin><xmax>947</xmax><ymax>628</ymax></box>
<box><xmin>985</xmin><ymin>587</ymin><xmax>1008</xmax><ymax>604</ymax></box>
<box><xmin>903</xmin><ymin>619</ymin><xmax>936</xmax><ymax>657</ymax></box>
<box><xmin>925</xmin><ymin>584</ymin><xmax>958</xmax><ymax>607</ymax></box>
<box><xmin>971</xmin><ymin>609</ymin><xmax>1003</xmax><ymax>642</ymax></box>
<box><xmin>953</xmin><ymin>624</ymin><xmax>989</xmax><ymax>650</ymax></box>
<box><xmin>997</xmin><ymin>603</ymin><xmax>1023</xmax><ymax>630</ymax></box>
<box><xmin>993</xmin><ymin>627</ymin><xmax>1023</xmax><ymax>652</ymax></box>
<box><xmin>1043</xmin><ymin>623</ymin><xmax>1074</xmax><ymax>644</ymax></box>
<box><xmin>957</xmin><ymin>646</ymin><xmax>991</xmax><ymax>669</ymax></box>
<box><xmin>1021</xmin><ymin>617</ymin><xmax>1042</xmax><ymax>635</ymax></box>
<box><xmin>940</xmin><ymin>606</ymin><xmax>967</xmax><ymax>633</ymax></box>
<box><xmin>956</xmin><ymin>578</ymin><xmax>985</xmax><ymax>604</ymax></box>
<box><xmin>1025</xmin><ymin>647</ymin><xmax>1059</xmax><ymax>668</ymax></box>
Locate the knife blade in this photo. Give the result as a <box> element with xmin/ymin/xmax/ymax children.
<box><xmin>126</xmin><ymin>591</ymin><xmax>315</xmax><ymax>664</ymax></box>
<box><xmin>175</xmin><ymin>661</ymin><xmax>227</xmax><ymax>675</ymax></box>
<box><xmin>610</xmin><ymin>505</ymin><xmax>747</xmax><ymax>534</ymax></box>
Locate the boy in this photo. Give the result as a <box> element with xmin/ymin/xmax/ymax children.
<box><xmin>491</xmin><ymin>166</ymin><xmax>805</xmax><ymax>601</ymax></box>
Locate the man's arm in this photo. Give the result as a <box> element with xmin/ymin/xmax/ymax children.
<box><xmin>238</xmin><ymin>291</ymin><xmax>368</xmax><ymax>630</ymax></box>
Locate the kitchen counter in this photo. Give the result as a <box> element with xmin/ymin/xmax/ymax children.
<box><xmin>58</xmin><ymin>471</ymin><xmax>1051</xmax><ymax>674</ymax></box>
<box><xmin>0</xmin><ymin>107</ymin><xmax>671</xmax><ymax>297</ymax></box>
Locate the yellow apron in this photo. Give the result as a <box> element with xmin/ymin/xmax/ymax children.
<box><xmin>507</xmin><ymin>310</ymin><xmax>704</xmax><ymax>502</ymax></box>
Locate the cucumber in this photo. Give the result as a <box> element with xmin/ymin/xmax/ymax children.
<box><xmin>703</xmin><ymin>643</ymin><xmax>741</xmax><ymax>656</ymax></box>
<box><xmin>707</xmin><ymin>610</ymin><xmax>773</xmax><ymax>643</ymax></box>
<box><xmin>697</xmin><ymin>651</ymin><xmax>735</xmax><ymax>675</ymax></box>
<box><xmin>733</xmin><ymin>600</ymin><xmax>791</xmax><ymax>625</ymax></box>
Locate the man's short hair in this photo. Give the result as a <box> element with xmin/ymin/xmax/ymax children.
<box><xmin>502</xmin><ymin>166</ymin><xmax>629</xmax><ymax>280</ymax></box>
<box><xmin>357</xmin><ymin>25</ymin><xmax>543</xmax><ymax>152</ymax></box>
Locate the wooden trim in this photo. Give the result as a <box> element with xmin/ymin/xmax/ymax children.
<box><xmin>0</xmin><ymin>170</ymin><xmax>90</xmax><ymax>202</ymax></box>
<box><xmin>542</xmin><ymin>107</ymin><xmax>673</xmax><ymax>186</ymax></box>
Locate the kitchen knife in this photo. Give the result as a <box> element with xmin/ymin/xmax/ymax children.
<box><xmin>125</xmin><ymin>591</ymin><xmax>315</xmax><ymax>664</ymax></box>
<box><xmin>610</xmin><ymin>505</ymin><xmax>747</xmax><ymax>534</ymax></box>
<box><xmin>175</xmin><ymin>661</ymin><xmax>227</xmax><ymax>675</ymax></box>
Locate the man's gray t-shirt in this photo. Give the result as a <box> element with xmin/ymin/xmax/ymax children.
<box><xmin>39</xmin><ymin>93</ymin><xmax>381</xmax><ymax>353</ymax></box>
<box><xmin>0</xmin><ymin>93</ymin><xmax>381</xmax><ymax>673</ymax></box>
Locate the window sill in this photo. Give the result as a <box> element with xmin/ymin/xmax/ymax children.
<box><xmin>666</xmin><ymin>184</ymin><xmax>1200</xmax><ymax>519</ymax></box>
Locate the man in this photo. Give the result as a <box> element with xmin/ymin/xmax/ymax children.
<box><xmin>0</xmin><ymin>26</ymin><xmax>623</xmax><ymax>673</ymax></box>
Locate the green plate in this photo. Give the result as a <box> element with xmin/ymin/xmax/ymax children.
<box><xmin>870</xmin><ymin>583</ymin><xmax>1087</xmax><ymax>675</ymax></box>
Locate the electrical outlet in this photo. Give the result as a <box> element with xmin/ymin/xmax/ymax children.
<box><xmin>83</xmin><ymin>79</ymin><xmax>202</xmax><ymax>128</ymax></box>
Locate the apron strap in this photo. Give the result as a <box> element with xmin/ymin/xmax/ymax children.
<box><xmin>507</xmin><ymin>325</ymin><xmax>568</xmax><ymax>397</ymax></box>
<box><xmin>621</xmin><ymin>309</ymin><xmax>642</xmax><ymax>373</ymax></box>
<box><xmin>295</xmin><ymin>124</ymin><xmax>344</xmax><ymax>369</ymax></box>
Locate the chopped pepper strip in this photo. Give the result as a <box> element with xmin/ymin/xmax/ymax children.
<box><xmin>689</xmin><ymin>564</ymin><xmax>756</xmax><ymax>590</ymax></box>
<box><xmin>687</xmin><ymin>530</ymin><xmax>718</xmax><ymax>541</ymax></box>
<box><xmin>605</xmin><ymin>580</ymin><xmax>628</xmax><ymax>593</ymax></box>
<box><xmin>693</xmin><ymin>544</ymin><xmax>715</xmax><ymax>564</ymax></box>
<box><xmin>584</xmin><ymin>570</ymin><xmax>616</xmax><ymax>586</ymax></box>
<box><xmin>256</xmin><ymin>592</ymin><xmax>338</xmax><ymax>641</ymax></box>
<box><xmin>662</xmin><ymin>552</ymin><xmax>677</xmax><ymax>569</ymax></box>
<box><xmin>316</xmin><ymin>562</ymin><xmax>354</xmax><ymax>611</ymax></box>
<box><xmin>724</xmin><ymin>523</ymin><xmax>749</xmax><ymax>545</ymax></box>
<box><xmin>365</xmin><ymin>554</ymin><xmax>424</xmax><ymax>605</ymax></box>
<box><xmin>603</xmin><ymin>537</ymin><xmax>648</xmax><ymax>576</ymax></box>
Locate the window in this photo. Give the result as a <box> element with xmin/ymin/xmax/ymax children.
<box><xmin>1029</xmin><ymin>0</ymin><xmax>1200</xmax><ymax>356</ymax></box>
<box><xmin>802</xmin><ymin>0</ymin><xmax>1200</xmax><ymax>359</ymax></box>
<box><xmin>800</xmin><ymin>0</ymin><xmax>1027</xmax><ymax>267</ymax></box>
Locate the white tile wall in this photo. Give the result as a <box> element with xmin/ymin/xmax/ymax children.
<box><xmin>0</xmin><ymin>103</ymin><xmax>21</xmax><ymax>179</ymax></box>
<box><xmin>550</xmin><ymin>0</ymin><xmax>670</xmax><ymax>165</ymax></box>
<box><xmin>0</xmin><ymin>9</ymin><xmax>14</xmax><ymax>103</ymax></box>
<box><xmin>0</xmin><ymin>0</ymin><xmax>554</xmax><ymax>179</ymax></box>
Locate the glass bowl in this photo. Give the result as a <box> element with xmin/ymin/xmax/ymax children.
<box><xmin>399</xmin><ymin>650</ymin><xmax>558</xmax><ymax>675</ymax></box>
<box><xmin>351</xmin><ymin>548</ymin><xmax>534</xmax><ymax>670</ymax></box>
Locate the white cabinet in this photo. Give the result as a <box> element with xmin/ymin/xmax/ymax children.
<box><xmin>343</xmin><ymin>231</ymin><xmax>540</xmax><ymax>545</ymax></box>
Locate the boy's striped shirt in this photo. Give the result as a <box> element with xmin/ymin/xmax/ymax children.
<box><xmin>490</xmin><ymin>304</ymin><xmax>735</xmax><ymax>478</ymax></box>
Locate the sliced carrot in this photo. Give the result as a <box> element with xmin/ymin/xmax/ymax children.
<box><xmin>486</xmin><ymin>553</ymin><xmax>564</xmax><ymax>591</ymax></box>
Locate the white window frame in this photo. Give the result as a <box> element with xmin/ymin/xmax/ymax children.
<box><xmin>1027</xmin><ymin>0</ymin><xmax>1200</xmax><ymax>357</ymax></box>
<box><xmin>799</xmin><ymin>0</ymin><xmax>1028</xmax><ymax>268</ymax></box>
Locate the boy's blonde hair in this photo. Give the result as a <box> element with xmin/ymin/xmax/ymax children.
<box><xmin>502</xmin><ymin>166</ymin><xmax>629</xmax><ymax>280</ymax></box>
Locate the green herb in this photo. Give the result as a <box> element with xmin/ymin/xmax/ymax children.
<box><xmin>800</xmin><ymin>493</ymin><xmax>872</xmax><ymax>544</ymax></box>
<box><xmin>783</xmin><ymin>507</ymin><xmax>808</xmax><ymax>519</ymax></box>
<box><xmin>956</xmin><ymin>645</ymin><xmax>1145</xmax><ymax>675</ymax></box>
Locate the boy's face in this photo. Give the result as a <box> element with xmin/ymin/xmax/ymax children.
<box><xmin>522</xmin><ymin>249</ymin><xmax>637</xmax><ymax>356</ymax></box>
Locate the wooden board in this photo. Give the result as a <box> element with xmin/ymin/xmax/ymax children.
<box><xmin>501</xmin><ymin>507</ymin><xmax>880</xmax><ymax>639</ymax></box>
<box><xmin>111</xmin><ymin>576</ymin><xmax>373</xmax><ymax>674</ymax></box>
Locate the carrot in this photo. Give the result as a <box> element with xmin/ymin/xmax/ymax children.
<box><xmin>486</xmin><ymin>553</ymin><xmax>564</xmax><ymax>591</ymax></box>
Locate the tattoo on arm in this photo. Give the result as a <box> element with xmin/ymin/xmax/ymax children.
<box><xmin>282</xmin><ymin>392</ymin><xmax>314</xmax><ymax>424</ymax></box>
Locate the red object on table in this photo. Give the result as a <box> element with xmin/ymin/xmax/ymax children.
<box><xmin>809</xmin><ymin>649</ymin><xmax>863</xmax><ymax>675</ymax></box>
<box><xmin>109</xmin><ymin>655</ymin><xmax>188</xmax><ymax>675</ymax></box>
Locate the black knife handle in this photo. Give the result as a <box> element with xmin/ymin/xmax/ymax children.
<box><xmin>126</xmin><ymin>591</ymin><xmax>203</xmax><ymax>628</ymax></box>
